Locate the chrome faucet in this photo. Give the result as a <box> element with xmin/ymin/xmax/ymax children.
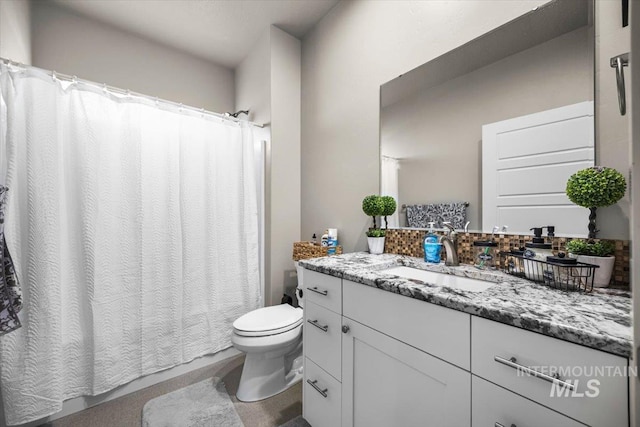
<box><xmin>439</xmin><ymin>222</ymin><xmax>459</xmax><ymax>266</ymax></box>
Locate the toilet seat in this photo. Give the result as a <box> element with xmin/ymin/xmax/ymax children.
<box><xmin>233</xmin><ymin>304</ymin><xmax>303</xmax><ymax>337</ymax></box>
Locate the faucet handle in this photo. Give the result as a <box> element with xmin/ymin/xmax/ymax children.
<box><xmin>443</xmin><ymin>221</ymin><xmax>457</xmax><ymax>239</ymax></box>
<box><xmin>442</xmin><ymin>221</ymin><xmax>455</xmax><ymax>232</ymax></box>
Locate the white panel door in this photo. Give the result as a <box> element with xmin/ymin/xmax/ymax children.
<box><xmin>341</xmin><ymin>319</ymin><xmax>471</xmax><ymax>427</ymax></box>
<box><xmin>482</xmin><ymin>101</ymin><xmax>594</xmax><ymax>236</ymax></box>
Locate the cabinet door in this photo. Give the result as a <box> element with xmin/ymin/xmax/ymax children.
<box><xmin>342</xmin><ymin>319</ymin><xmax>470</xmax><ymax>427</ymax></box>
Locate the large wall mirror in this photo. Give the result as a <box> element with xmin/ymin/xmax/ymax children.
<box><xmin>380</xmin><ymin>0</ymin><xmax>597</xmax><ymax>237</ymax></box>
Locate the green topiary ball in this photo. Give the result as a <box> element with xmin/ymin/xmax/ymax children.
<box><xmin>380</xmin><ymin>196</ymin><xmax>397</xmax><ymax>216</ymax></box>
<box><xmin>362</xmin><ymin>195</ymin><xmax>384</xmax><ymax>216</ymax></box>
<box><xmin>566</xmin><ymin>166</ymin><xmax>626</xmax><ymax>208</ymax></box>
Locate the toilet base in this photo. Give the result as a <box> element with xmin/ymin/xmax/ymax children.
<box><xmin>236</xmin><ymin>342</ymin><xmax>303</xmax><ymax>402</ymax></box>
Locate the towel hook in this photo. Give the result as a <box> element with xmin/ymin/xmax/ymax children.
<box><xmin>610</xmin><ymin>53</ymin><xmax>629</xmax><ymax>116</ymax></box>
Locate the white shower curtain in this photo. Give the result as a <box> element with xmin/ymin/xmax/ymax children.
<box><xmin>0</xmin><ymin>63</ymin><xmax>261</xmax><ymax>425</ymax></box>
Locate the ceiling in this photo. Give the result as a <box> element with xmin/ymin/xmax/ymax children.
<box><xmin>50</xmin><ymin>0</ymin><xmax>340</xmax><ymax>69</ymax></box>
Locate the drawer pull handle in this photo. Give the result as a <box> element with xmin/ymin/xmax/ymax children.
<box><xmin>494</xmin><ymin>355</ymin><xmax>575</xmax><ymax>391</ymax></box>
<box><xmin>307</xmin><ymin>379</ymin><xmax>328</xmax><ymax>398</ymax></box>
<box><xmin>495</xmin><ymin>423</ymin><xmax>516</xmax><ymax>427</ymax></box>
<box><xmin>307</xmin><ymin>319</ymin><xmax>329</xmax><ymax>332</ymax></box>
<box><xmin>308</xmin><ymin>286</ymin><xmax>328</xmax><ymax>296</ymax></box>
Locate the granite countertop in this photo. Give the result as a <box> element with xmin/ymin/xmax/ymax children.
<box><xmin>298</xmin><ymin>252</ymin><xmax>632</xmax><ymax>358</ymax></box>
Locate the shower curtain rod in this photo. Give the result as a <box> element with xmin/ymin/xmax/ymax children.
<box><xmin>0</xmin><ymin>58</ymin><xmax>265</xmax><ymax>128</ymax></box>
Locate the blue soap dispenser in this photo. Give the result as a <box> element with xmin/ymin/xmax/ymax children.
<box><xmin>423</xmin><ymin>222</ymin><xmax>442</xmax><ymax>263</ymax></box>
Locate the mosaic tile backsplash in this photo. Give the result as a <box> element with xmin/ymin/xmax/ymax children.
<box><xmin>383</xmin><ymin>229</ymin><xmax>631</xmax><ymax>287</ymax></box>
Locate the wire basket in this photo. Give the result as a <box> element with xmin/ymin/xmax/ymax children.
<box><xmin>500</xmin><ymin>251</ymin><xmax>598</xmax><ymax>292</ymax></box>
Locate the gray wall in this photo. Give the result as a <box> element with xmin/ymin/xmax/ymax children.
<box><xmin>236</xmin><ymin>29</ymin><xmax>271</xmax><ymax>125</ymax></box>
<box><xmin>381</xmin><ymin>27</ymin><xmax>591</xmax><ymax>230</ymax></box>
<box><xmin>269</xmin><ymin>28</ymin><xmax>301</xmax><ymax>306</ymax></box>
<box><xmin>236</xmin><ymin>26</ymin><xmax>301</xmax><ymax>306</ymax></box>
<box><xmin>0</xmin><ymin>0</ymin><xmax>31</xmax><ymax>64</ymax></box>
<box><xmin>301</xmin><ymin>0</ymin><xmax>549</xmax><ymax>252</ymax></box>
<box><xmin>31</xmin><ymin>1</ymin><xmax>235</xmax><ymax>113</ymax></box>
<box><xmin>595</xmin><ymin>0</ymin><xmax>631</xmax><ymax>239</ymax></box>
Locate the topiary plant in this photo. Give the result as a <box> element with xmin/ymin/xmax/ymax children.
<box><xmin>380</xmin><ymin>196</ymin><xmax>397</xmax><ymax>229</ymax></box>
<box><xmin>566</xmin><ymin>239</ymin><xmax>615</xmax><ymax>257</ymax></box>
<box><xmin>362</xmin><ymin>195</ymin><xmax>384</xmax><ymax>229</ymax></box>
<box><xmin>566</xmin><ymin>166</ymin><xmax>626</xmax><ymax>238</ymax></box>
<box><xmin>366</xmin><ymin>228</ymin><xmax>386</xmax><ymax>238</ymax></box>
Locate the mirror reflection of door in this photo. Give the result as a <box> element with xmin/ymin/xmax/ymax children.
<box><xmin>482</xmin><ymin>101</ymin><xmax>594</xmax><ymax>236</ymax></box>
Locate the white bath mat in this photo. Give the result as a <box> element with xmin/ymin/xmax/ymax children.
<box><xmin>142</xmin><ymin>377</ymin><xmax>244</xmax><ymax>427</ymax></box>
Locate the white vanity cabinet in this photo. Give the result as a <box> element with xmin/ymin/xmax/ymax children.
<box><xmin>301</xmin><ymin>268</ymin><xmax>630</xmax><ymax>427</ymax></box>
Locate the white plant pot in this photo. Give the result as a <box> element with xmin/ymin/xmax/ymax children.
<box><xmin>573</xmin><ymin>254</ymin><xmax>615</xmax><ymax>288</ymax></box>
<box><xmin>367</xmin><ymin>236</ymin><xmax>385</xmax><ymax>255</ymax></box>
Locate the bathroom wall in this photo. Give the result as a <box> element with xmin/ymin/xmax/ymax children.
<box><xmin>269</xmin><ymin>28</ymin><xmax>302</xmax><ymax>306</ymax></box>
<box><xmin>236</xmin><ymin>29</ymin><xmax>271</xmax><ymax>125</ymax></box>
<box><xmin>382</xmin><ymin>27</ymin><xmax>591</xmax><ymax>230</ymax></box>
<box><xmin>31</xmin><ymin>1</ymin><xmax>234</xmax><ymax>113</ymax></box>
<box><xmin>595</xmin><ymin>0</ymin><xmax>631</xmax><ymax>239</ymax></box>
<box><xmin>0</xmin><ymin>0</ymin><xmax>31</xmax><ymax>65</ymax></box>
<box><xmin>301</xmin><ymin>0</ymin><xmax>550</xmax><ymax>253</ymax></box>
<box><xmin>236</xmin><ymin>26</ymin><xmax>301</xmax><ymax>306</ymax></box>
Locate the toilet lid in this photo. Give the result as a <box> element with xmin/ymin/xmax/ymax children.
<box><xmin>233</xmin><ymin>304</ymin><xmax>303</xmax><ymax>337</ymax></box>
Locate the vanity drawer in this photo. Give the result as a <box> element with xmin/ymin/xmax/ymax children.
<box><xmin>304</xmin><ymin>357</ymin><xmax>341</xmax><ymax>427</ymax></box>
<box><xmin>472</xmin><ymin>317</ymin><xmax>628</xmax><ymax>427</ymax></box>
<box><xmin>304</xmin><ymin>301</ymin><xmax>342</xmax><ymax>381</ymax></box>
<box><xmin>343</xmin><ymin>279</ymin><xmax>470</xmax><ymax>370</ymax></box>
<box><xmin>472</xmin><ymin>376</ymin><xmax>586</xmax><ymax>427</ymax></box>
<box><xmin>303</xmin><ymin>269</ymin><xmax>342</xmax><ymax>314</ymax></box>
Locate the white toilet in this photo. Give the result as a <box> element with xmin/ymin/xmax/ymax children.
<box><xmin>231</xmin><ymin>263</ymin><xmax>305</xmax><ymax>402</ymax></box>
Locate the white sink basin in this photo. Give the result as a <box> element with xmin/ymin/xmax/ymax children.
<box><xmin>382</xmin><ymin>266</ymin><xmax>495</xmax><ymax>292</ymax></box>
